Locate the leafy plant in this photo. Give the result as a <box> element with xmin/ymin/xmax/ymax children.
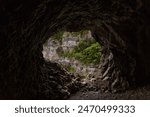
<box><xmin>74</xmin><ymin>39</ymin><xmax>96</xmax><ymax>51</ymax></box>
<box><xmin>81</xmin><ymin>43</ymin><xmax>101</xmax><ymax>64</ymax></box>
<box><xmin>61</xmin><ymin>40</ymin><xmax>101</xmax><ymax>65</ymax></box>
<box><xmin>71</xmin><ymin>30</ymin><xmax>89</xmax><ymax>36</ymax></box>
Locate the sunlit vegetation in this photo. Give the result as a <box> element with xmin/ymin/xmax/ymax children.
<box><xmin>61</xmin><ymin>40</ymin><xmax>101</xmax><ymax>65</ymax></box>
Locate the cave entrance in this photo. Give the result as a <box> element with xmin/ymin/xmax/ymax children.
<box><xmin>42</xmin><ymin>26</ymin><xmax>136</xmax><ymax>99</ymax></box>
<box><xmin>42</xmin><ymin>30</ymin><xmax>102</xmax><ymax>82</ymax></box>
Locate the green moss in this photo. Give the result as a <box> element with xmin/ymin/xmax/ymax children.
<box><xmin>74</xmin><ymin>39</ymin><xmax>96</xmax><ymax>52</ymax></box>
<box><xmin>80</xmin><ymin>43</ymin><xmax>101</xmax><ymax>64</ymax></box>
<box><xmin>61</xmin><ymin>40</ymin><xmax>101</xmax><ymax>65</ymax></box>
<box><xmin>67</xmin><ymin>66</ymin><xmax>76</xmax><ymax>73</ymax></box>
<box><xmin>51</xmin><ymin>31</ymin><xmax>64</xmax><ymax>41</ymax></box>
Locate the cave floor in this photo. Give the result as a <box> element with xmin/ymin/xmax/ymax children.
<box><xmin>69</xmin><ymin>85</ymin><xmax>150</xmax><ymax>100</ymax></box>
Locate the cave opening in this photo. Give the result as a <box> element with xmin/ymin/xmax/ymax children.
<box><xmin>41</xmin><ymin>27</ymin><xmax>150</xmax><ymax>100</ymax></box>
<box><xmin>41</xmin><ymin>27</ymin><xmax>133</xmax><ymax>99</ymax></box>
<box><xmin>42</xmin><ymin>30</ymin><xmax>104</xmax><ymax>96</ymax></box>
<box><xmin>42</xmin><ymin>30</ymin><xmax>102</xmax><ymax>78</ymax></box>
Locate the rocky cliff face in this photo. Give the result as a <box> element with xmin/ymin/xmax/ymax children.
<box><xmin>0</xmin><ymin>0</ymin><xmax>150</xmax><ymax>99</ymax></box>
<box><xmin>43</xmin><ymin>31</ymin><xmax>100</xmax><ymax>77</ymax></box>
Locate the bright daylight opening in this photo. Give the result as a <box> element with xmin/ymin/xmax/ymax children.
<box><xmin>43</xmin><ymin>30</ymin><xmax>102</xmax><ymax>79</ymax></box>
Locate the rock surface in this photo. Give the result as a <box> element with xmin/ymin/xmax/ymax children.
<box><xmin>43</xmin><ymin>31</ymin><xmax>100</xmax><ymax>77</ymax></box>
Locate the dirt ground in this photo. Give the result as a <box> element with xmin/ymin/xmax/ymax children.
<box><xmin>69</xmin><ymin>85</ymin><xmax>150</xmax><ymax>100</ymax></box>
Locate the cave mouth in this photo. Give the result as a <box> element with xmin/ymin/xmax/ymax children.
<box><xmin>42</xmin><ymin>28</ymin><xmax>133</xmax><ymax>96</ymax></box>
<box><xmin>41</xmin><ymin>28</ymin><xmax>150</xmax><ymax>100</ymax></box>
<box><xmin>43</xmin><ymin>30</ymin><xmax>101</xmax><ymax>77</ymax></box>
<box><xmin>42</xmin><ymin>30</ymin><xmax>103</xmax><ymax>92</ymax></box>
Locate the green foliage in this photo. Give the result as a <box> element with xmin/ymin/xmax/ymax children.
<box><xmin>67</xmin><ymin>66</ymin><xmax>76</xmax><ymax>73</ymax></box>
<box><xmin>73</xmin><ymin>39</ymin><xmax>96</xmax><ymax>52</ymax></box>
<box><xmin>85</xmin><ymin>43</ymin><xmax>101</xmax><ymax>64</ymax></box>
<box><xmin>61</xmin><ymin>40</ymin><xmax>101</xmax><ymax>65</ymax></box>
<box><xmin>51</xmin><ymin>31</ymin><xmax>64</xmax><ymax>41</ymax></box>
<box><xmin>74</xmin><ymin>43</ymin><xmax>101</xmax><ymax>65</ymax></box>
<box><xmin>71</xmin><ymin>30</ymin><xmax>89</xmax><ymax>36</ymax></box>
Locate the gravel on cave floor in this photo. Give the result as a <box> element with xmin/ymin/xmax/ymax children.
<box><xmin>69</xmin><ymin>85</ymin><xmax>150</xmax><ymax>100</ymax></box>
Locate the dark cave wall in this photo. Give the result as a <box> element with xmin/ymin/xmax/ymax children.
<box><xmin>0</xmin><ymin>0</ymin><xmax>150</xmax><ymax>99</ymax></box>
<box><xmin>133</xmin><ymin>0</ymin><xmax>150</xmax><ymax>83</ymax></box>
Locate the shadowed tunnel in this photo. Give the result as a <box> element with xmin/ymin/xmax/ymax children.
<box><xmin>0</xmin><ymin>0</ymin><xmax>150</xmax><ymax>99</ymax></box>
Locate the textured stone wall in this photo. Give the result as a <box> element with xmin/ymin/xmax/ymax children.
<box><xmin>43</xmin><ymin>31</ymin><xmax>99</xmax><ymax>77</ymax></box>
<box><xmin>0</xmin><ymin>0</ymin><xmax>150</xmax><ymax>99</ymax></box>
